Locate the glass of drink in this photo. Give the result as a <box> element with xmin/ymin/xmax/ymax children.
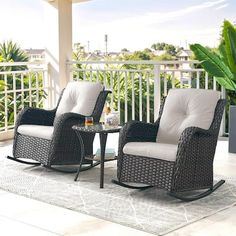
<box><xmin>85</xmin><ymin>116</ymin><xmax>93</xmax><ymax>126</ymax></box>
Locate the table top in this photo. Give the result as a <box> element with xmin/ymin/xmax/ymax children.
<box><xmin>72</xmin><ymin>123</ymin><xmax>122</xmax><ymax>133</ymax></box>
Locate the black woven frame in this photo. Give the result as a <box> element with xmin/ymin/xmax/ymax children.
<box><xmin>117</xmin><ymin>98</ymin><xmax>226</xmax><ymax>195</ymax></box>
<box><xmin>12</xmin><ymin>89</ymin><xmax>111</xmax><ymax>166</ymax></box>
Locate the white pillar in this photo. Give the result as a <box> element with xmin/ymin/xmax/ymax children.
<box><xmin>43</xmin><ymin>0</ymin><xmax>72</xmax><ymax>108</ymax></box>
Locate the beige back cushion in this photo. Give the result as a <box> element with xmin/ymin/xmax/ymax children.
<box><xmin>156</xmin><ymin>89</ymin><xmax>220</xmax><ymax>144</ymax></box>
<box><xmin>55</xmin><ymin>81</ymin><xmax>103</xmax><ymax>119</ymax></box>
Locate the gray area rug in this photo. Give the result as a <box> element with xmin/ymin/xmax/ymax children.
<box><xmin>0</xmin><ymin>154</ymin><xmax>236</xmax><ymax>235</ymax></box>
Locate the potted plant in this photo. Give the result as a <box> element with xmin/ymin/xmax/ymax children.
<box><xmin>190</xmin><ymin>20</ymin><xmax>236</xmax><ymax>153</ymax></box>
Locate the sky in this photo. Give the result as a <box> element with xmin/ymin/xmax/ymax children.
<box><xmin>0</xmin><ymin>0</ymin><xmax>235</xmax><ymax>52</ymax></box>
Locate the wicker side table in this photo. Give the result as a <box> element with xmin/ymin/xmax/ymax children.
<box><xmin>72</xmin><ymin>123</ymin><xmax>121</xmax><ymax>188</ymax></box>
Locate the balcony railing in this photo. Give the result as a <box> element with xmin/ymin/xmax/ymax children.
<box><xmin>0</xmin><ymin>60</ymin><xmax>226</xmax><ymax>140</ymax></box>
<box><xmin>68</xmin><ymin>60</ymin><xmax>226</xmax><ymax>134</ymax></box>
<box><xmin>0</xmin><ymin>62</ymin><xmax>48</xmax><ymax>140</ymax></box>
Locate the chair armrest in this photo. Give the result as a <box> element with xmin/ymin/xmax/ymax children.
<box><xmin>176</xmin><ymin>126</ymin><xmax>214</xmax><ymax>154</ymax></box>
<box><xmin>15</xmin><ymin>107</ymin><xmax>56</xmax><ymax>129</ymax></box>
<box><xmin>178</xmin><ymin>126</ymin><xmax>212</xmax><ymax>142</ymax></box>
<box><xmin>118</xmin><ymin>120</ymin><xmax>158</xmax><ymax>157</ymax></box>
<box><xmin>51</xmin><ymin>112</ymin><xmax>86</xmax><ymax>147</ymax></box>
<box><xmin>177</xmin><ymin>126</ymin><xmax>214</xmax><ymax>161</ymax></box>
<box><xmin>53</xmin><ymin>112</ymin><xmax>85</xmax><ymax>135</ymax></box>
<box><xmin>125</xmin><ymin>120</ymin><xmax>158</xmax><ymax>140</ymax></box>
<box><xmin>171</xmin><ymin>126</ymin><xmax>218</xmax><ymax>191</ymax></box>
<box><xmin>53</xmin><ymin>112</ymin><xmax>85</xmax><ymax>130</ymax></box>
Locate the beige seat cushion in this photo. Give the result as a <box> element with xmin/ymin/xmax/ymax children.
<box><xmin>156</xmin><ymin>89</ymin><xmax>220</xmax><ymax>144</ymax></box>
<box><xmin>55</xmin><ymin>81</ymin><xmax>103</xmax><ymax>119</ymax></box>
<box><xmin>123</xmin><ymin>142</ymin><xmax>178</xmax><ymax>162</ymax></box>
<box><xmin>17</xmin><ymin>125</ymin><xmax>54</xmax><ymax>140</ymax></box>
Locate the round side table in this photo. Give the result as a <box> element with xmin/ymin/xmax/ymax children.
<box><xmin>72</xmin><ymin>123</ymin><xmax>122</xmax><ymax>188</ymax></box>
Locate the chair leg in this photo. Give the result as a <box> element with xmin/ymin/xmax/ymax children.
<box><xmin>169</xmin><ymin>180</ymin><xmax>225</xmax><ymax>202</ymax></box>
<box><xmin>45</xmin><ymin>161</ymin><xmax>101</xmax><ymax>174</ymax></box>
<box><xmin>6</xmin><ymin>156</ymin><xmax>41</xmax><ymax>165</ymax></box>
<box><xmin>112</xmin><ymin>179</ymin><xmax>153</xmax><ymax>190</ymax></box>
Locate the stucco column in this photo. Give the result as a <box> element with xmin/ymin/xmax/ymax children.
<box><xmin>43</xmin><ymin>0</ymin><xmax>72</xmax><ymax>108</ymax></box>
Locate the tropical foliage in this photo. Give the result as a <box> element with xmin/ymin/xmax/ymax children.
<box><xmin>0</xmin><ymin>41</ymin><xmax>46</xmax><ymax>131</ymax></box>
<box><xmin>0</xmin><ymin>40</ymin><xmax>29</xmax><ymax>71</ymax></box>
<box><xmin>190</xmin><ymin>20</ymin><xmax>236</xmax><ymax>91</ymax></box>
<box><xmin>151</xmin><ymin>42</ymin><xmax>179</xmax><ymax>56</ymax></box>
<box><xmin>190</xmin><ymin>20</ymin><xmax>236</xmax><ymax>132</ymax></box>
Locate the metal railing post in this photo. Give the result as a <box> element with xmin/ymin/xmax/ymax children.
<box><xmin>66</xmin><ymin>60</ymin><xmax>73</xmax><ymax>82</ymax></box>
<box><xmin>43</xmin><ymin>62</ymin><xmax>51</xmax><ymax>109</ymax></box>
<box><xmin>220</xmin><ymin>87</ymin><xmax>226</xmax><ymax>136</ymax></box>
<box><xmin>154</xmin><ymin>64</ymin><xmax>161</xmax><ymax>121</ymax></box>
<box><xmin>0</xmin><ymin>61</ymin><xmax>48</xmax><ymax>140</ymax></box>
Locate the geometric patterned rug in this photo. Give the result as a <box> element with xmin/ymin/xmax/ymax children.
<box><xmin>0</xmin><ymin>153</ymin><xmax>236</xmax><ymax>235</ymax></box>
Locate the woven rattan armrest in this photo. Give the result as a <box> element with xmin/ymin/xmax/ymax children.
<box><xmin>176</xmin><ymin>126</ymin><xmax>214</xmax><ymax>155</ymax></box>
<box><xmin>172</xmin><ymin>126</ymin><xmax>217</xmax><ymax>190</ymax></box>
<box><xmin>50</xmin><ymin>112</ymin><xmax>86</xmax><ymax>149</ymax></box>
<box><xmin>192</xmin><ymin>127</ymin><xmax>212</xmax><ymax>135</ymax></box>
<box><xmin>53</xmin><ymin>112</ymin><xmax>85</xmax><ymax>131</ymax></box>
<box><xmin>16</xmin><ymin>107</ymin><xmax>56</xmax><ymax>129</ymax></box>
<box><xmin>179</xmin><ymin>126</ymin><xmax>212</xmax><ymax>141</ymax></box>
<box><xmin>125</xmin><ymin>120</ymin><xmax>158</xmax><ymax>140</ymax></box>
<box><xmin>118</xmin><ymin>121</ymin><xmax>158</xmax><ymax>158</ymax></box>
<box><xmin>15</xmin><ymin>89</ymin><xmax>65</xmax><ymax>129</ymax></box>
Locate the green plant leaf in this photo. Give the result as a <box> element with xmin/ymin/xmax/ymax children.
<box><xmin>215</xmin><ymin>77</ymin><xmax>236</xmax><ymax>91</ymax></box>
<box><xmin>223</xmin><ymin>20</ymin><xmax>236</xmax><ymax>76</ymax></box>
<box><xmin>0</xmin><ymin>80</ymin><xmax>6</xmax><ymax>91</ymax></box>
<box><xmin>190</xmin><ymin>43</ymin><xmax>236</xmax><ymax>90</ymax></box>
<box><xmin>219</xmin><ymin>41</ymin><xmax>229</xmax><ymax>68</ymax></box>
<box><xmin>218</xmin><ymin>42</ymin><xmax>236</xmax><ymax>83</ymax></box>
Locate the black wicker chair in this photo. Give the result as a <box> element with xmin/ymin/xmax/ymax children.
<box><xmin>7</xmin><ymin>81</ymin><xmax>110</xmax><ymax>173</ymax></box>
<box><xmin>114</xmin><ymin>89</ymin><xmax>226</xmax><ymax>201</ymax></box>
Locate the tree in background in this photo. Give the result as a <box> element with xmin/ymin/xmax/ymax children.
<box><xmin>143</xmin><ymin>48</ymin><xmax>152</xmax><ymax>54</ymax></box>
<box><xmin>151</xmin><ymin>42</ymin><xmax>178</xmax><ymax>56</ymax></box>
<box><xmin>0</xmin><ymin>40</ymin><xmax>29</xmax><ymax>71</ymax></box>
<box><xmin>73</xmin><ymin>41</ymin><xmax>184</xmax><ymax>62</ymax></box>
<box><xmin>164</xmin><ymin>44</ymin><xmax>177</xmax><ymax>56</ymax></box>
<box><xmin>120</xmin><ymin>50</ymin><xmax>152</xmax><ymax>61</ymax></box>
<box><xmin>121</xmin><ymin>48</ymin><xmax>129</xmax><ymax>53</ymax></box>
<box><xmin>73</xmin><ymin>43</ymin><xmax>86</xmax><ymax>61</ymax></box>
<box><xmin>157</xmin><ymin>53</ymin><xmax>174</xmax><ymax>61</ymax></box>
<box><xmin>151</xmin><ymin>42</ymin><xmax>166</xmax><ymax>50</ymax></box>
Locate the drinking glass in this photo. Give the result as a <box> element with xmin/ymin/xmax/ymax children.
<box><xmin>85</xmin><ymin>116</ymin><xmax>93</xmax><ymax>126</ymax></box>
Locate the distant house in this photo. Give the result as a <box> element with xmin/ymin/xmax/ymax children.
<box><xmin>176</xmin><ymin>49</ymin><xmax>194</xmax><ymax>85</ymax></box>
<box><xmin>85</xmin><ymin>51</ymin><xmax>121</xmax><ymax>60</ymax></box>
<box><xmin>85</xmin><ymin>52</ymin><xmax>105</xmax><ymax>61</ymax></box>
<box><xmin>25</xmin><ymin>49</ymin><xmax>45</xmax><ymax>62</ymax></box>
<box><xmin>108</xmin><ymin>52</ymin><xmax>120</xmax><ymax>58</ymax></box>
<box><xmin>177</xmin><ymin>49</ymin><xmax>193</xmax><ymax>62</ymax></box>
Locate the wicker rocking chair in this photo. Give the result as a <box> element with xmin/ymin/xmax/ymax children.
<box><xmin>114</xmin><ymin>89</ymin><xmax>226</xmax><ymax>201</ymax></box>
<box><xmin>7</xmin><ymin>81</ymin><xmax>110</xmax><ymax>173</ymax></box>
